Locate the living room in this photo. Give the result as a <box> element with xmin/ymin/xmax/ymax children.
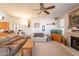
<box><xmin>0</xmin><ymin>3</ymin><xmax>79</xmax><ymax>56</ymax></box>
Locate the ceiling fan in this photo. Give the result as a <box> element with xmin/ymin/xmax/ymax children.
<box><xmin>33</xmin><ymin>3</ymin><xmax>55</xmax><ymax>15</ymax></box>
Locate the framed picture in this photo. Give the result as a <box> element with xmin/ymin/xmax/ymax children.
<box><xmin>69</xmin><ymin>8</ymin><xmax>79</xmax><ymax>28</ymax></box>
<box><xmin>42</xmin><ymin>25</ymin><xmax>45</xmax><ymax>31</ymax></box>
<box><xmin>34</xmin><ymin>23</ymin><xmax>40</xmax><ymax>28</ymax></box>
<box><xmin>27</xmin><ymin>19</ymin><xmax>31</xmax><ymax>28</ymax></box>
<box><xmin>0</xmin><ymin>16</ymin><xmax>5</xmax><ymax>20</ymax></box>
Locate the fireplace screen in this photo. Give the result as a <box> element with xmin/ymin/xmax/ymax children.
<box><xmin>71</xmin><ymin>36</ymin><xmax>79</xmax><ymax>50</ymax></box>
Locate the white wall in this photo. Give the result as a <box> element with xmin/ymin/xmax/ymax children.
<box><xmin>31</xmin><ymin>17</ymin><xmax>58</xmax><ymax>35</ymax></box>
<box><xmin>16</xmin><ymin>17</ymin><xmax>58</xmax><ymax>35</ymax></box>
<box><xmin>0</xmin><ymin>12</ymin><xmax>58</xmax><ymax>35</ymax></box>
<box><xmin>0</xmin><ymin>12</ymin><xmax>20</xmax><ymax>32</ymax></box>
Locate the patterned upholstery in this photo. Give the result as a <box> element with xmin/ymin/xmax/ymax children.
<box><xmin>0</xmin><ymin>46</ymin><xmax>10</xmax><ymax>56</ymax></box>
<box><xmin>32</xmin><ymin>33</ymin><xmax>47</xmax><ymax>41</ymax></box>
<box><xmin>34</xmin><ymin>33</ymin><xmax>44</xmax><ymax>37</ymax></box>
<box><xmin>0</xmin><ymin>36</ymin><xmax>28</xmax><ymax>56</ymax></box>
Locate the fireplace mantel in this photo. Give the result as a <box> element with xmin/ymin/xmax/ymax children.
<box><xmin>66</xmin><ymin>32</ymin><xmax>79</xmax><ymax>37</ymax></box>
<box><xmin>64</xmin><ymin>32</ymin><xmax>79</xmax><ymax>55</ymax></box>
<box><xmin>65</xmin><ymin>32</ymin><xmax>79</xmax><ymax>46</ymax></box>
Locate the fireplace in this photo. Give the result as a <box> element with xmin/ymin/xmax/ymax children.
<box><xmin>71</xmin><ymin>36</ymin><xmax>79</xmax><ymax>51</ymax></box>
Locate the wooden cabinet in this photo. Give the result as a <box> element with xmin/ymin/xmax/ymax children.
<box><xmin>51</xmin><ymin>34</ymin><xmax>62</xmax><ymax>42</ymax></box>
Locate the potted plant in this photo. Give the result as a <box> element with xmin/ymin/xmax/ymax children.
<box><xmin>50</xmin><ymin>29</ymin><xmax>62</xmax><ymax>34</ymax></box>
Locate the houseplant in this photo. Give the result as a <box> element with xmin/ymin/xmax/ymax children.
<box><xmin>50</xmin><ymin>29</ymin><xmax>62</xmax><ymax>35</ymax></box>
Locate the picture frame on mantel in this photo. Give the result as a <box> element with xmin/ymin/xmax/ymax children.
<box><xmin>69</xmin><ymin>8</ymin><xmax>79</xmax><ymax>28</ymax></box>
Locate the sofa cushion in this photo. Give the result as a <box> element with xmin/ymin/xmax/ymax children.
<box><xmin>0</xmin><ymin>34</ymin><xmax>20</xmax><ymax>44</ymax></box>
<box><xmin>0</xmin><ymin>38</ymin><xmax>10</xmax><ymax>43</ymax></box>
<box><xmin>0</xmin><ymin>46</ymin><xmax>10</xmax><ymax>56</ymax></box>
<box><xmin>6</xmin><ymin>34</ymin><xmax>19</xmax><ymax>39</ymax></box>
<box><xmin>8</xmin><ymin>39</ymin><xmax>27</xmax><ymax>56</ymax></box>
<box><xmin>34</xmin><ymin>33</ymin><xmax>44</xmax><ymax>37</ymax></box>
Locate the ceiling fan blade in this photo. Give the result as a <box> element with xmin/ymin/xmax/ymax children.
<box><xmin>38</xmin><ymin>10</ymin><xmax>42</xmax><ymax>15</ymax></box>
<box><xmin>44</xmin><ymin>11</ymin><xmax>50</xmax><ymax>14</ymax></box>
<box><xmin>40</xmin><ymin>3</ymin><xmax>44</xmax><ymax>8</ymax></box>
<box><xmin>46</xmin><ymin>6</ymin><xmax>55</xmax><ymax>10</ymax></box>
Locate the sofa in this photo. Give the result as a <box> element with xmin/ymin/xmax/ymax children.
<box><xmin>8</xmin><ymin>38</ymin><xmax>28</xmax><ymax>56</ymax></box>
<box><xmin>0</xmin><ymin>35</ymin><xmax>28</xmax><ymax>56</ymax></box>
<box><xmin>32</xmin><ymin>33</ymin><xmax>47</xmax><ymax>42</ymax></box>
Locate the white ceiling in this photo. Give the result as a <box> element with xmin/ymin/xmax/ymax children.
<box><xmin>0</xmin><ymin>3</ymin><xmax>79</xmax><ymax>18</ymax></box>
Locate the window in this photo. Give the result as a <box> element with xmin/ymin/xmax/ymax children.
<box><xmin>59</xmin><ymin>19</ymin><xmax>65</xmax><ymax>28</ymax></box>
<box><xmin>58</xmin><ymin>18</ymin><xmax>65</xmax><ymax>34</ymax></box>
